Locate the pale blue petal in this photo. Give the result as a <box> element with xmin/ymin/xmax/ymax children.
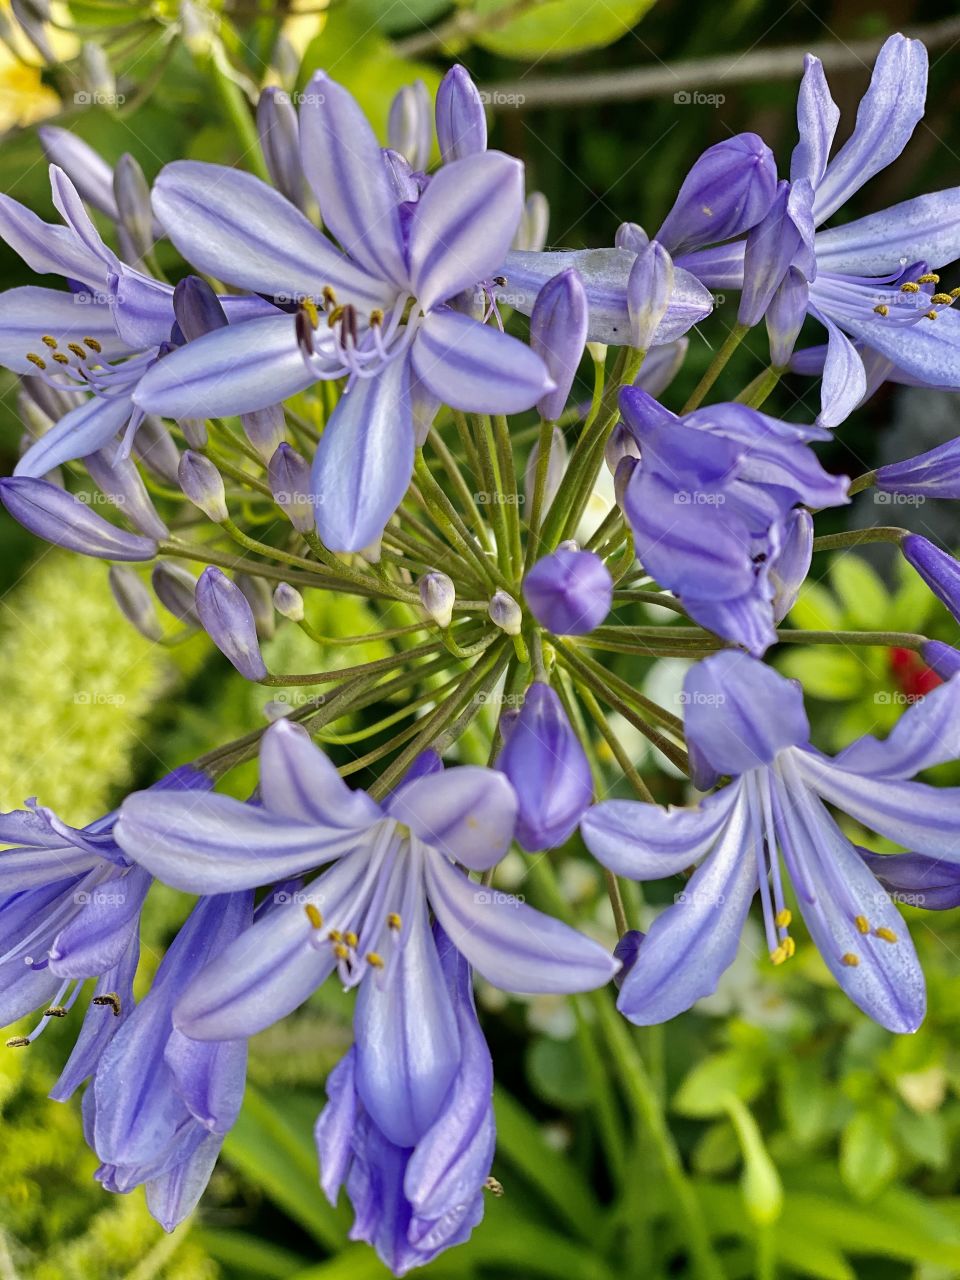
<box><xmin>260</xmin><ymin>719</ymin><xmax>381</xmax><ymax>828</ymax></box>
<box><xmin>412</xmin><ymin>308</ymin><xmax>550</xmax><ymax>414</ymax></box>
<box><xmin>582</xmin><ymin>784</ymin><xmax>740</xmax><ymax>879</ymax></box>
<box><xmin>0</xmin><ymin>286</ymin><xmax>127</xmax><ymax>375</ymax></box>
<box><xmin>386</xmin><ymin>767</ymin><xmax>517</xmax><ymax>871</ymax></box>
<box><xmin>15</xmin><ymin>393</ymin><xmax>132</xmax><ymax>478</ymax></box>
<box><xmin>815</xmin><ymin>188</ymin><xmax>960</xmax><ymax>277</ymax></box>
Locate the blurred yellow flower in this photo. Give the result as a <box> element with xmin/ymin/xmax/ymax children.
<box><xmin>0</xmin><ymin>0</ymin><xmax>77</xmax><ymax>132</ymax></box>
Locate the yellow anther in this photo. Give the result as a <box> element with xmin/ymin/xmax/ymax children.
<box><xmin>387</xmin><ymin>912</ymin><xmax>402</xmax><ymax>931</ymax></box>
<box><xmin>484</xmin><ymin>1176</ymin><xmax>504</xmax><ymax>1196</ymax></box>
<box><xmin>41</xmin><ymin>335</ymin><xmax>58</xmax><ymax>348</ymax></box>
<box><xmin>770</xmin><ymin>945</ymin><xmax>787</xmax><ymax>966</ymax></box>
<box><xmin>841</xmin><ymin>952</ymin><xmax>860</xmax><ymax>967</ymax></box>
<box><xmin>875</xmin><ymin>926</ymin><xmax>898</xmax><ymax>943</ymax></box>
<box><xmin>26</xmin><ymin>353</ymin><xmax>47</xmax><ymax>369</ymax></box>
<box><xmin>43</xmin><ymin>1006</ymin><xmax>67</xmax><ymax>1018</ymax></box>
<box><xmin>925</xmin><ymin>310</ymin><xmax>938</xmax><ymax>320</ymax></box>
<box><xmin>301</xmin><ymin>297</ymin><xmax>319</xmax><ymax>328</ymax></box>
<box><xmin>333</xmin><ymin>942</ymin><xmax>349</xmax><ymax>960</ymax></box>
<box><xmin>951</xmin><ymin>288</ymin><xmax>960</xmax><ymax>299</ymax></box>
<box><xmin>900</xmin><ymin>281</ymin><xmax>921</xmax><ymax>293</ymax></box>
<box><xmin>365</xmin><ymin>951</ymin><xmax>384</xmax><ymax>968</ymax></box>
<box><xmin>52</xmin><ymin>352</ymin><xmax>70</xmax><ymax>364</ymax></box>
<box><xmin>854</xmin><ymin>915</ymin><xmax>870</xmax><ymax>934</ymax></box>
<box><xmin>67</xmin><ymin>343</ymin><xmax>87</xmax><ymax>359</ymax></box>
<box><xmin>873</xmin><ymin>304</ymin><xmax>889</xmax><ymax>316</ymax></box>
<box><xmin>344</xmin><ymin>931</ymin><xmax>359</xmax><ymax>948</ymax></box>
<box><xmin>327</xmin><ymin>304</ymin><xmax>345</xmax><ymax>328</ymax></box>
<box><xmin>932</xmin><ymin>293</ymin><xmax>954</xmax><ymax>305</ymax></box>
<box><xmin>304</xmin><ymin>903</ymin><xmax>323</xmax><ymax>930</ymax></box>
<box><xmin>782</xmin><ymin>935</ymin><xmax>796</xmax><ymax>958</ymax></box>
<box><xmin>83</xmin><ymin>337</ymin><xmax>102</xmax><ymax>352</ymax></box>
<box><xmin>369</xmin><ymin>308</ymin><xmax>384</xmax><ymax>326</ymax></box>
<box><xmin>775</xmin><ymin>909</ymin><xmax>792</xmax><ymax>928</ymax></box>
<box><xmin>322</xmin><ymin>285</ymin><xmax>337</xmax><ymax>307</ymax></box>
<box><xmin>328</xmin><ymin>929</ymin><xmax>342</xmax><ymax>942</ymax></box>
<box><xmin>917</xmin><ymin>273</ymin><xmax>940</xmax><ymax>284</ymax></box>
<box><xmin>92</xmin><ymin>992</ymin><xmax>122</xmax><ymax>1017</ymax></box>
<box><xmin>6</xmin><ymin>1036</ymin><xmax>30</xmax><ymax>1048</ymax></box>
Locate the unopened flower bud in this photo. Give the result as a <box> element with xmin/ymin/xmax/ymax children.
<box><xmin>605</xmin><ymin>422</ymin><xmax>641</xmax><ymax>474</ymax></box>
<box><xmin>152</xmin><ymin>562</ymin><xmax>200</xmax><ymax>625</ymax></box>
<box><xmin>268</xmin><ymin>443</ymin><xmax>314</xmax><ymax>532</ymax></box>
<box><xmin>766</xmin><ymin>266</ymin><xmax>809</xmax><ymax>367</ymax></box>
<box><xmin>173</xmin><ymin>276</ymin><xmax>228</xmax><ymax>342</ymax></box>
<box><xmin>524</xmin><ymin>548</ymin><xmax>613</xmax><ymax>636</ymax></box>
<box><xmin>614</xmin><ymin>455</ymin><xmax>638</xmax><ymax>510</ymax></box>
<box><xmin>901</xmin><ymin>535</ymin><xmax>960</xmax><ymax>626</ymax></box>
<box><xmin>181</xmin><ymin>419</ymin><xmax>208</xmax><ymax>449</ymax></box>
<box><xmin>257</xmin><ymin>87</ymin><xmax>307</xmax><ymax>210</ymax></box>
<box><xmin>109</xmin><ymin>566</ymin><xmax>163</xmax><ymax>641</ymax></box>
<box><xmin>113</xmin><ymin>153</ymin><xmax>154</xmax><ymax>259</ymax></box>
<box><xmin>236</xmin><ymin>573</ymin><xmax>275</xmax><ymax>640</ymax></box>
<box><xmin>0</xmin><ymin>477</ymin><xmax>157</xmax><ymax>561</ymax></box>
<box><xmin>273</xmin><ymin>582</ymin><xmax>304</xmax><ymax>621</ymax></box>
<box><xmin>627</xmin><ymin>239</ymin><xmax>673</xmax><ymax>350</ymax></box>
<box><xmin>530</xmin><ymin>268</ymin><xmax>588</xmax><ymax>422</ymax></box>
<box><xmin>488</xmin><ymin>590</ymin><xmax>522</xmax><ymax>636</ymax></box>
<box><xmin>388</xmin><ymin>80</ymin><xmax>432</xmax><ymax>172</ymax></box>
<box><xmin>79</xmin><ymin>41</ymin><xmax>114</xmax><ymax>101</ymax></box>
<box><xmin>241</xmin><ymin>404</ymin><xmax>285</xmax><ymax>462</ymax></box>
<box><xmin>179</xmin><ymin>450</ymin><xmax>227</xmax><ymax>522</ymax></box>
<box><xmin>435</xmin><ymin>65</ymin><xmax>486</xmax><ymax>164</ymax></box>
<box><xmin>419</xmin><ymin>570</ymin><xmax>455</xmax><ymax>629</ymax></box>
<box><xmin>524</xmin><ymin>426</ymin><xmax>568</xmax><ymax>512</ymax></box>
<box><xmin>615</xmin><ymin>221</ymin><xmax>648</xmax><ymax>254</ymax></box>
<box><xmin>514</xmin><ymin>191</ymin><xmax>549</xmax><ymax>252</ymax></box>
<box><xmin>923</xmin><ymin>640</ymin><xmax>960</xmax><ymax>681</ymax></box>
<box><xmin>195</xmin><ymin>567</ymin><xmax>268</xmax><ymax>681</ymax></box>
<box><xmin>656</xmin><ymin>133</ymin><xmax>777</xmax><ymax>255</ymax></box>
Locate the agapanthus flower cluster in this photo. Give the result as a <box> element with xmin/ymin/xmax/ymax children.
<box><xmin>4</xmin><ymin>37</ymin><xmax>960</xmax><ymax>1276</ymax></box>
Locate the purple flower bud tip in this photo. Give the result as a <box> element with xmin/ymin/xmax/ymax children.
<box><xmin>179</xmin><ymin>450</ymin><xmax>227</xmax><ymax>522</ymax></box>
<box><xmin>419</xmin><ymin>570</ymin><xmax>455</xmax><ymax>629</ymax></box>
<box><xmin>529</xmin><ymin>268</ymin><xmax>588</xmax><ymax>422</ymax></box>
<box><xmin>902</xmin><ymin>534</ymin><xmax>960</xmax><ymax>624</ymax></box>
<box><xmin>613</xmin><ymin>930</ymin><xmax>645</xmax><ymax>989</ymax></box>
<box><xmin>523</xmin><ymin>549</ymin><xmax>613</xmax><ymax>636</ymax></box>
<box><xmin>922</xmin><ymin>640</ymin><xmax>960</xmax><ymax>681</ymax></box>
<box><xmin>109</xmin><ymin>566</ymin><xmax>163</xmax><ymax>642</ymax></box>
<box><xmin>497</xmin><ymin>682</ymin><xmax>593</xmax><ymax>851</ymax></box>
<box><xmin>173</xmin><ymin>276</ymin><xmax>228</xmax><ymax>342</ymax></box>
<box><xmin>268</xmin><ymin>442</ymin><xmax>314</xmax><ymax>533</ymax></box>
<box><xmin>273</xmin><ymin>582</ymin><xmax>304</xmax><ymax>621</ymax></box>
<box><xmin>627</xmin><ymin>240</ymin><xmax>674</xmax><ymax>350</ymax></box>
<box><xmin>195</xmin><ymin>567</ymin><xmax>268</xmax><ymax>681</ymax></box>
<box><xmin>0</xmin><ymin>477</ymin><xmax>157</xmax><ymax>562</ymax></box>
<box><xmin>435</xmin><ymin>64</ymin><xmax>487</xmax><ymax>165</ymax></box>
<box><xmin>488</xmin><ymin>590</ymin><xmax>522</xmax><ymax>636</ymax></box>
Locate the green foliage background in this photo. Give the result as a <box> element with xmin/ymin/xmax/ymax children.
<box><xmin>3</xmin><ymin>1</ymin><xmax>960</xmax><ymax>1277</ymax></box>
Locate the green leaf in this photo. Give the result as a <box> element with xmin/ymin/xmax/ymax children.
<box><xmin>197</xmin><ymin>1229</ymin><xmax>309</xmax><ymax>1278</ymax></box>
<box><xmin>492</xmin><ymin>1085</ymin><xmax>601</xmax><ymax>1240</ymax></box>
<box><xmin>673</xmin><ymin>1050</ymin><xmax>765</xmax><ymax>1119</ymax></box>
<box><xmin>777</xmin><ymin>649</ymin><xmax>866</xmax><ymax>701</ymax></box>
<box><xmin>829</xmin><ymin>556</ymin><xmax>889</xmax><ymax>630</ymax></box>
<box><xmin>526</xmin><ymin>1036</ymin><xmax>592</xmax><ymax>1109</ymax></box>
<box><xmin>222</xmin><ymin>1086</ymin><xmax>348</xmax><ymax>1248</ymax></box>
<box><xmin>839</xmin><ymin>1110</ymin><xmax>898</xmax><ymax>1202</ymax></box>
<box><xmin>787</xmin><ymin>581</ymin><xmax>844</xmax><ymax>632</ymax></box>
<box><xmin>475</xmin><ymin>0</ymin><xmax>656</xmax><ymax>59</ymax></box>
<box><xmin>777</xmin><ymin>1055</ymin><xmax>832</xmax><ymax>1146</ymax></box>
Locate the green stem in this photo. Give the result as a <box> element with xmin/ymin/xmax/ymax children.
<box><xmin>735</xmin><ymin>364</ymin><xmax>784</xmax><ymax>409</ymax></box>
<box><xmin>207</xmin><ymin>50</ymin><xmax>271</xmax><ymax>181</ymax></box>
<box><xmin>812</xmin><ymin>526</ymin><xmax>906</xmax><ymax>551</ymax></box>
<box><xmin>847</xmin><ymin>470</ymin><xmax>878</xmax><ymax>496</ymax></box>
<box><xmin>777</xmin><ymin>628</ymin><xmax>929</xmax><ymax>650</ymax></box>
<box><xmin>682</xmin><ymin>323</ymin><xmax>750</xmax><ymax>413</ymax></box>
<box><xmin>523</xmin><ymin>417</ymin><xmax>556</xmax><ymax>570</ymax></box>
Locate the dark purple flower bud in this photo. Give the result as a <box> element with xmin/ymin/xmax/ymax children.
<box><xmin>435</xmin><ymin>65</ymin><xmax>487</xmax><ymax>164</ymax></box>
<box><xmin>240</xmin><ymin>404</ymin><xmax>285</xmax><ymax>462</ymax></box>
<box><xmin>627</xmin><ymin>240</ymin><xmax>673</xmax><ymax>350</ymax></box>
<box><xmin>615</xmin><ymin>221</ymin><xmax>648</xmax><ymax>254</ymax></box>
<box><xmin>497</xmin><ymin>682</ymin><xmax>593</xmax><ymax>851</ymax></box>
<box><xmin>0</xmin><ymin>477</ymin><xmax>157</xmax><ymax>561</ymax></box>
<box><xmin>39</xmin><ymin>126</ymin><xmax>118</xmax><ymax>219</ymax></box>
<box><xmin>922</xmin><ymin>640</ymin><xmax>960</xmax><ymax>681</ymax></box>
<box><xmin>419</xmin><ymin>569</ymin><xmax>455</xmax><ymax>629</ymax></box>
<box><xmin>195</xmin><ymin>567</ymin><xmax>268</xmax><ymax>680</ymax></box>
<box><xmin>765</xmin><ymin>266</ymin><xmax>809</xmax><ymax>367</ymax></box>
<box><xmin>738</xmin><ymin>180</ymin><xmax>815</xmax><ymax>327</ymax></box>
<box><xmin>656</xmin><ymin>133</ymin><xmax>778</xmax><ymax>255</ymax></box>
<box><xmin>529</xmin><ymin>268</ymin><xmax>588</xmax><ymax>421</ymax></box>
<box><xmin>83</xmin><ymin>448</ymin><xmax>169</xmax><ymax>540</ymax></box>
<box><xmin>524</xmin><ymin>426</ymin><xmax>567</xmax><ymax>511</ymax></box>
<box><xmin>858</xmin><ymin>848</ymin><xmax>960</xmax><ymax>910</ymax></box>
<box><xmin>488</xmin><ymin>589</ymin><xmax>522</xmax><ymax>636</ymax></box>
<box><xmin>152</xmin><ymin>562</ymin><xmax>200</xmax><ymax>624</ymax></box>
<box><xmin>109</xmin><ymin>566</ymin><xmax>163</xmax><ymax>641</ymax></box>
<box><xmin>257</xmin><ymin>87</ymin><xmax>307</xmax><ymax>210</ymax></box>
<box><xmin>179</xmin><ymin>450</ymin><xmax>227</xmax><ymax>522</ymax></box>
<box><xmin>173</xmin><ymin>276</ymin><xmax>228</xmax><ymax>343</ymax></box>
<box><xmin>268</xmin><ymin>442</ymin><xmax>314</xmax><ymax>532</ymax></box>
<box><xmin>613</xmin><ymin>929</ymin><xmax>645</xmax><ymax>989</ymax></box>
<box><xmin>236</xmin><ymin>573</ymin><xmax>275</xmax><ymax>640</ymax></box>
<box><xmin>901</xmin><ymin>534</ymin><xmax>960</xmax><ymax>624</ymax></box>
<box><xmin>524</xmin><ymin>548</ymin><xmax>613</xmax><ymax>636</ymax></box>
<box><xmin>113</xmin><ymin>153</ymin><xmax>154</xmax><ymax>259</ymax></box>
<box><xmin>514</xmin><ymin>191</ymin><xmax>549</xmax><ymax>252</ymax></box>
<box><xmin>388</xmin><ymin>80</ymin><xmax>432</xmax><ymax>172</ymax></box>
<box><xmin>877</xmin><ymin>438</ymin><xmax>960</xmax><ymax>499</ymax></box>
<box><xmin>273</xmin><ymin>581</ymin><xmax>304</xmax><ymax>621</ymax></box>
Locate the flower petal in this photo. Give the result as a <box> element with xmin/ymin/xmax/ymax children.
<box><xmin>812</xmin><ymin>307</ymin><xmax>867</xmax><ymax>429</ymax></box>
<box><xmin>133</xmin><ymin>314</ymin><xmax>322</xmax><ymax>419</ymax></box>
<box><xmin>425</xmin><ymin>851</ymin><xmax>617</xmax><ymax>993</ymax></box>
<box><xmin>815</xmin><ymin>188</ymin><xmax>960</xmax><ymax>277</ymax></box>
<box><xmin>412</xmin><ymin>308</ymin><xmax>550</xmax><ymax>414</ymax></box>
<box><xmin>0</xmin><ymin>192</ymin><xmax>108</xmax><ymax>286</ymax></box>
<box><xmin>260</xmin><ymin>719</ymin><xmax>381</xmax><ymax>828</ymax></box>
<box><xmin>312</xmin><ymin>353</ymin><xmax>414</xmax><ymax>553</ymax></box>
<box><xmin>813</xmin><ymin>35</ymin><xmax>927</xmax><ymax>224</ymax></box>
<box><xmin>615</xmin><ymin>785</ymin><xmax>758</xmax><ymax>1024</ymax></box>
<box><xmin>298</xmin><ymin>73</ymin><xmax>407</xmax><ymax>288</ymax></box>
<box><xmin>582</xmin><ymin>785</ymin><xmax>739</xmax><ymax>879</ymax></box>
<box><xmin>0</xmin><ymin>286</ymin><xmax>127</xmax><ymax>375</ymax></box>
<box><xmin>838</xmin><ymin>303</ymin><xmax>960</xmax><ymax>392</ymax></box>
<box><xmin>790</xmin><ymin>55</ymin><xmax>839</xmax><ymax>188</ymax></box>
<box><xmin>386</xmin><ymin>767</ymin><xmax>517</xmax><ymax>870</ymax></box>
<box><xmin>831</xmin><ymin>674</ymin><xmax>960</xmax><ymax>777</ymax></box>
<box><xmin>151</xmin><ymin>161</ymin><xmax>392</xmax><ymax>309</ymax></box>
<box><xmin>408</xmin><ymin>152</ymin><xmax>523</xmax><ymax>311</ymax></box>
<box><xmin>15</xmin><ymin>392</ymin><xmax>133</xmax><ymax>479</ymax></box>
<box><xmin>48</xmin><ymin>865</ymin><xmax>150</xmax><ymax>978</ymax></box>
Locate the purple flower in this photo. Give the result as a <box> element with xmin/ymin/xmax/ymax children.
<box><xmin>529</xmin><ymin>268</ymin><xmax>588</xmax><ymax>422</ymax></box>
<box><xmin>923</xmin><ymin>639</ymin><xmax>960</xmax><ymax>680</ymax></box>
<box><xmin>877</xmin><ymin>438</ymin><xmax>960</xmax><ymax>498</ymax></box>
<box><xmin>316</xmin><ymin>927</ymin><xmax>494</xmax><ymax>1274</ymax></box>
<box><xmin>680</xmin><ymin>35</ymin><xmax>960</xmax><ymax>428</ymax></box>
<box><xmin>132</xmin><ymin>74</ymin><xmax>552</xmax><ymax>552</ymax></box>
<box><xmin>87</xmin><ymin>890</ymin><xmax>251</xmax><ymax>1231</ymax></box>
<box><xmin>497</xmin><ymin>682</ymin><xmax>593</xmax><ymax>850</ymax></box>
<box><xmin>523</xmin><ymin>548</ymin><xmax>613</xmax><ymax>636</ymax></box>
<box><xmin>435</xmin><ymin>65</ymin><xmax>487</xmax><ymax>164</ymax></box>
<box><xmin>655</xmin><ymin>133</ymin><xmax>778</xmax><ymax>255</ymax></box>
<box><xmin>627</xmin><ymin>240</ymin><xmax>674</xmax><ymax>349</ymax></box>
<box><xmin>195</xmin><ymin>567</ymin><xmax>268</xmax><ymax>681</ymax></box>
<box><xmin>388</xmin><ymin>80</ymin><xmax>433</xmax><ymax>173</ymax></box>
<box><xmin>582</xmin><ymin>651</ymin><xmax>960</xmax><ymax>1033</ymax></box>
<box><xmin>618</xmin><ymin>388</ymin><xmax>849</xmax><ymax>654</ymax></box>
<box><xmin>0</xmin><ymin>768</ymin><xmax>211</xmax><ymax>1103</ymax></box>
<box><xmin>0</xmin><ymin>475</ymin><xmax>158</xmax><ymax>560</ymax></box>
